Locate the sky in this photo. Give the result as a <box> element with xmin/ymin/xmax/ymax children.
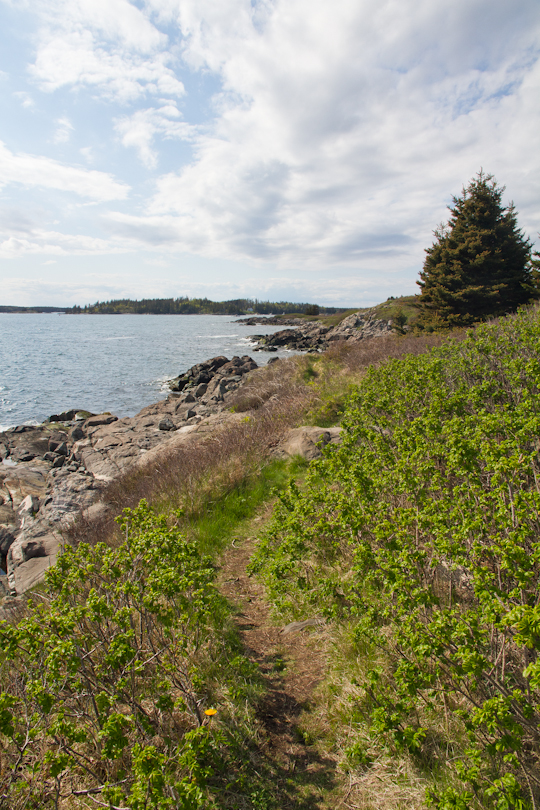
<box><xmin>0</xmin><ymin>0</ymin><xmax>538</xmax><ymax>308</ymax></box>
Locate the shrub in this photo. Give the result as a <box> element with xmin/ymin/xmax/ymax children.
<box><xmin>252</xmin><ymin>306</ymin><xmax>540</xmax><ymax>808</ymax></box>
<box><xmin>0</xmin><ymin>501</ymin><xmax>231</xmax><ymax>809</ymax></box>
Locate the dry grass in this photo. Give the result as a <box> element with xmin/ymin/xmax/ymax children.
<box><xmin>323</xmin><ymin>330</ymin><xmax>464</xmax><ymax>374</ymax></box>
<box><xmin>69</xmin><ymin>331</ymin><xmax>465</xmax><ymax>550</ymax></box>
<box><xmin>68</xmin><ymin>355</ymin><xmax>320</xmax><ymax>548</ymax></box>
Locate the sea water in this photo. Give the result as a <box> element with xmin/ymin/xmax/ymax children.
<box><xmin>0</xmin><ymin>313</ymin><xmax>293</xmax><ymax>429</ymax></box>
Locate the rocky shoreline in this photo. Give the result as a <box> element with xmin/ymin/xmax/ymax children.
<box><xmin>0</xmin><ymin>309</ymin><xmax>392</xmax><ymax>605</ymax></box>
<box><xmin>0</xmin><ymin>354</ymin><xmax>264</xmax><ymax>603</ymax></box>
<box><xmin>245</xmin><ymin>310</ymin><xmax>394</xmax><ymax>352</ymax></box>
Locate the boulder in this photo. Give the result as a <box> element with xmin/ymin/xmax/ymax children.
<box><xmin>70</xmin><ymin>425</ymin><xmax>85</xmax><ymax>441</ymax></box>
<box><xmin>18</xmin><ymin>494</ymin><xmax>39</xmax><ymax>517</ymax></box>
<box><xmin>158</xmin><ymin>418</ymin><xmax>176</xmax><ymax>432</ymax></box>
<box><xmin>12</xmin><ymin>449</ymin><xmax>36</xmax><ymax>462</ymax></box>
<box><xmin>0</xmin><ymin>527</ymin><xmax>16</xmax><ymax>557</ymax></box>
<box><xmin>85</xmin><ymin>414</ymin><xmax>118</xmax><ymax>427</ymax></box>
<box><xmin>275</xmin><ymin>426</ymin><xmax>343</xmax><ymax>461</ymax></box>
<box><xmin>46</xmin><ymin>409</ymin><xmax>88</xmax><ymax>422</ymax></box>
<box><xmin>7</xmin><ymin>528</ymin><xmax>60</xmax><ymax>592</ymax></box>
<box><xmin>13</xmin><ymin>556</ymin><xmax>58</xmax><ymax>595</ymax></box>
<box><xmin>168</xmin><ymin>356</ymin><xmax>239</xmax><ymax>392</ymax></box>
<box><xmin>248</xmin><ymin>310</ymin><xmax>393</xmax><ymax>352</ymax></box>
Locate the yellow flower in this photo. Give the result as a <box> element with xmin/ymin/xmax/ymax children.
<box><xmin>204</xmin><ymin>708</ymin><xmax>217</xmax><ymax>716</ymax></box>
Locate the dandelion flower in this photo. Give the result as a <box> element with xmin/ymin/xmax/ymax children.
<box><xmin>204</xmin><ymin>708</ymin><xmax>217</xmax><ymax>716</ymax></box>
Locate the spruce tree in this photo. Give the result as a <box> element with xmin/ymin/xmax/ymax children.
<box><xmin>417</xmin><ymin>171</ymin><xmax>534</xmax><ymax>329</ymax></box>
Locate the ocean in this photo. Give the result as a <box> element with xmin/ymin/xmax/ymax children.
<box><xmin>0</xmin><ymin>313</ymin><xmax>293</xmax><ymax>430</ymax></box>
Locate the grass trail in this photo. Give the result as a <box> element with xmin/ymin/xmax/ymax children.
<box><xmin>216</xmin><ymin>501</ymin><xmax>343</xmax><ymax>810</ymax></box>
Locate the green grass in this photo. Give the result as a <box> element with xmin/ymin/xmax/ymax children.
<box><xmin>285</xmin><ymin>308</ymin><xmax>363</xmax><ymax>327</ymax></box>
<box><xmin>372</xmin><ymin>294</ymin><xmax>420</xmax><ymax>325</ymax></box>
<box><xmin>186</xmin><ymin>457</ymin><xmax>308</xmax><ymax>556</ymax></box>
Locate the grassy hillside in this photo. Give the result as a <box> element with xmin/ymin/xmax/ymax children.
<box><xmin>252</xmin><ymin>305</ymin><xmax>540</xmax><ymax>809</ymax></box>
<box><xmin>284</xmin><ymin>295</ymin><xmax>421</xmax><ymax>330</ymax></box>
<box><xmin>2</xmin><ymin>308</ymin><xmax>540</xmax><ymax>809</ymax></box>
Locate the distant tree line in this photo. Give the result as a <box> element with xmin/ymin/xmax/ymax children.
<box><xmin>65</xmin><ymin>297</ymin><xmax>339</xmax><ymax>316</ymax></box>
<box><xmin>0</xmin><ymin>306</ymin><xmax>69</xmax><ymax>313</ymax></box>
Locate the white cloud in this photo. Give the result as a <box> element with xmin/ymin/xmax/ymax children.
<box><xmin>0</xmin><ymin>141</ymin><xmax>130</xmax><ymax>200</ymax></box>
<box><xmin>53</xmin><ymin>116</ymin><xmax>73</xmax><ymax>144</ymax></box>
<box><xmin>0</xmin><ymin>273</ymin><xmax>152</xmax><ymax>306</ymax></box>
<box><xmin>129</xmin><ymin>0</ymin><xmax>540</xmax><ymax>268</ymax></box>
<box><xmin>29</xmin><ymin>0</ymin><xmax>185</xmax><ymax>101</ymax></box>
<box><xmin>80</xmin><ymin>146</ymin><xmax>94</xmax><ymax>162</ymax></box>
<box><xmin>0</xmin><ymin>0</ymin><xmax>538</xmax><ymax>287</ymax></box>
<box><xmin>0</xmin><ymin>229</ymin><xmax>128</xmax><ymax>258</ymax></box>
<box><xmin>114</xmin><ymin>103</ymin><xmax>197</xmax><ymax>168</ymax></box>
<box><xmin>13</xmin><ymin>91</ymin><xmax>35</xmax><ymax>108</ymax></box>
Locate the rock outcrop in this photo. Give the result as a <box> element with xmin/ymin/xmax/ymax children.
<box><xmin>0</xmin><ymin>355</ymin><xmax>261</xmax><ymax>601</ymax></box>
<box><xmin>249</xmin><ymin>310</ymin><xmax>394</xmax><ymax>352</ymax></box>
<box><xmin>168</xmin><ymin>354</ymin><xmax>258</xmax><ymax>393</ymax></box>
<box><xmin>273</xmin><ymin>426</ymin><xmax>343</xmax><ymax>461</ymax></box>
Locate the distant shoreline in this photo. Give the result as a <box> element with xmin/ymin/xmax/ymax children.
<box><xmin>0</xmin><ymin>297</ymin><xmax>344</xmax><ymax>317</ymax></box>
<box><xmin>0</xmin><ymin>309</ymin><xmax>271</xmax><ymax>316</ymax></box>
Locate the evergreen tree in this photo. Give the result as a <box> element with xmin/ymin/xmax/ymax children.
<box><xmin>417</xmin><ymin>171</ymin><xmax>534</xmax><ymax>329</ymax></box>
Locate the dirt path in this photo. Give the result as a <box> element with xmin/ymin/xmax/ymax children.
<box><xmin>217</xmin><ymin>507</ymin><xmax>340</xmax><ymax>809</ymax></box>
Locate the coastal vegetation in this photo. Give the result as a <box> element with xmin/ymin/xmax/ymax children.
<box><xmin>65</xmin><ymin>298</ymin><xmax>341</xmax><ymax>316</ymax></box>
<box><xmin>4</xmin><ymin>304</ymin><xmax>540</xmax><ymax>807</ymax></box>
<box><xmin>417</xmin><ymin>172</ymin><xmax>536</xmax><ymax>329</ymax></box>
<box><xmin>2</xmin><ymin>169</ymin><xmax>540</xmax><ymax>806</ymax></box>
<box><xmin>252</xmin><ymin>305</ymin><xmax>540</xmax><ymax>808</ymax></box>
<box><xmin>0</xmin><ymin>329</ymin><xmax>448</xmax><ymax>809</ymax></box>
<box><xmin>0</xmin><ymin>299</ymin><xmax>344</xmax><ymax>316</ymax></box>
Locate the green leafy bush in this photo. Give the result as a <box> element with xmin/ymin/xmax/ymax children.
<box><xmin>251</xmin><ymin>306</ymin><xmax>540</xmax><ymax>808</ymax></box>
<box><xmin>0</xmin><ymin>501</ymin><xmax>232</xmax><ymax>809</ymax></box>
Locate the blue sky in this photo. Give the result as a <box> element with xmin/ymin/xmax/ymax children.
<box><xmin>0</xmin><ymin>0</ymin><xmax>539</xmax><ymax>307</ymax></box>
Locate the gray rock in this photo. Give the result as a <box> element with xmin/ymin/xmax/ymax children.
<box><xmin>168</xmin><ymin>355</ymin><xmax>251</xmax><ymax>393</ymax></box>
<box><xmin>18</xmin><ymin>494</ymin><xmax>39</xmax><ymax>517</ymax></box>
<box><xmin>158</xmin><ymin>418</ymin><xmax>176</xmax><ymax>431</ymax></box>
<box><xmin>13</xmin><ymin>555</ymin><xmax>58</xmax><ymax>595</ymax></box>
<box><xmin>70</xmin><ymin>425</ymin><xmax>85</xmax><ymax>441</ymax></box>
<box><xmin>13</xmin><ymin>449</ymin><xmax>36</xmax><ymax>462</ymax></box>
<box><xmin>85</xmin><ymin>414</ymin><xmax>118</xmax><ymax>427</ymax></box>
<box><xmin>275</xmin><ymin>426</ymin><xmax>343</xmax><ymax>461</ymax></box>
<box><xmin>0</xmin><ymin>527</ymin><xmax>16</xmax><ymax>557</ymax></box>
<box><xmin>195</xmin><ymin>383</ymin><xmax>207</xmax><ymax>397</ymax></box>
<box><xmin>249</xmin><ymin>310</ymin><xmax>393</xmax><ymax>352</ymax></box>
